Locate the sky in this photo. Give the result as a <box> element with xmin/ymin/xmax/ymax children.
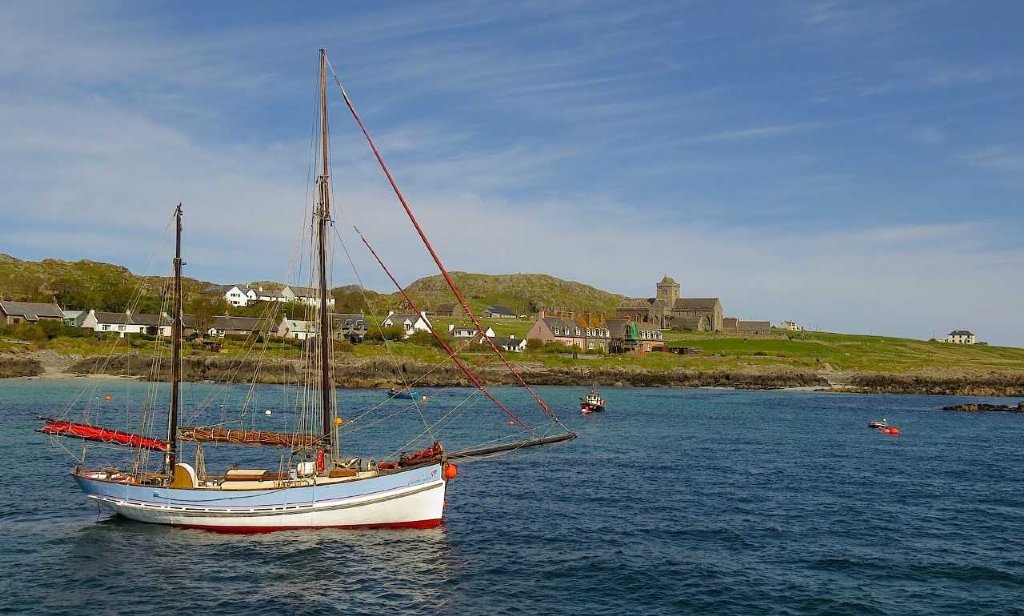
<box><xmin>0</xmin><ymin>1</ymin><xmax>1022</xmax><ymax>344</ymax></box>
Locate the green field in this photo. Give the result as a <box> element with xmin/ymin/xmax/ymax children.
<box><xmin>662</xmin><ymin>330</ymin><xmax>1024</xmax><ymax>373</ymax></box>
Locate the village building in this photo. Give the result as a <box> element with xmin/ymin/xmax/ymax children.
<box><xmin>0</xmin><ymin>301</ymin><xmax>65</xmax><ymax>325</ymax></box>
<box><xmin>780</xmin><ymin>320</ymin><xmax>802</xmax><ymax>331</ymax></box>
<box><xmin>223</xmin><ymin>285</ymin><xmax>258</xmax><ymax>307</ymax></box>
<box><xmin>281</xmin><ymin>285</ymin><xmax>335</xmax><ymax>307</ymax></box>
<box><xmin>334</xmin><ymin>314</ymin><xmax>368</xmax><ymax>342</ymax></box>
<box><xmin>722</xmin><ymin>317</ymin><xmax>739</xmax><ymax>332</ymax></box>
<box><xmin>381</xmin><ymin>311</ymin><xmax>432</xmax><ymax>338</ymax></box>
<box><xmin>80</xmin><ymin>309</ymin><xmax>182</xmax><ymax>337</ymax></box>
<box><xmin>606</xmin><ymin>318</ymin><xmax>664</xmax><ymax>353</ymax></box>
<box><xmin>616</xmin><ymin>276</ymin><xmax>724</xmax><ymax>331</ymax></box>
<box><xmin>737</xmin><ymin>321</ymin><xmax>771</xmax><ymax>335</ymax></box>
<box><xmin>278</xmin><ymin>317</ymin><xmax>315</xmax><ymax>340</ymax></box>
<box><xmin>493</xmin><ymin>335</ymin><xmax>527</xmax><ymax>352</ymax></box>
<box><xmin>433</xmin><ymin>303</ymin><xmax>464</xmax><ymax>318</ymax></box>
<box><xmin>447</xmin><ymin>323</ymin><xmax>495</xmax><ymax>340</ymax></box>
<box><xmin>208</xmin><ymin>316</ymin><xmax>272</xmax><ymax>338</ymax></box>
<box><xmin>62</xmin><ymin>309</ymin><xmax>86</xmax><ymax>327</ymax></box>
<box><xmin>526</xmin><ymin>313</ymin><xmax>610</xmax><ymax>351</ymax></box>
<box><xmin>484</xmin><ymin>305</ymin><xmax>516</xmax><ymax>319</ymax></box>
<box><xmin>945</xmin><ymin>330</ymin><xmax>976</xmax><ymax>345</ymax></box>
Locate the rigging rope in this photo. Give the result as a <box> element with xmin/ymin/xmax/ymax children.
<box><xmin>325</xmin><ymin>58</ymin><xmax>567</xmax><ymax>432</ymax></box>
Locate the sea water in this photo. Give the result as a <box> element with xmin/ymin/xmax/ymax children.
<box><xmin>1</xmin><ymin>380</ymin><xmax>1022</xmax><ymax>615</ymax></box>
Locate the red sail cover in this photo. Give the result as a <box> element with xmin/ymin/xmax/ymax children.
<box><xmin>38</xmin><ymin>418</ymin><xmax>169</xmax><ymax>452</ymax></box>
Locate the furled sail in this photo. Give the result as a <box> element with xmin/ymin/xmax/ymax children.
<box><xmin>178</xmin><ymin>426</ymin><xmax>322</xmax><ymax>448</ymax></box>
<box><xmin>38</xmin><ymin>417</ymin><xmax>169</xmax><ymax>451</ymax></box>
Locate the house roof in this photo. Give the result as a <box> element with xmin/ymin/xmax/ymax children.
<box><xmin>659</xmin><ymin>275</ymin><xmax>677</xmax><ymax>285</ymax></box>
<box><xmin>541</xmin><ymin>317</ymin><xmax>577</xmax><ymax>332</ymax></box>
<box><xmin>486</xmin><ymin>305</ymin><xmax>515</xmax><ymax>315</ymax></box>
<box><xmin>674</xmin><ymin>298</ymin><xmax>721</xmax><ymax>310</ymax></box>
<box><xmin>285</xmin><ymin>285</ymin><xmax>320</xmax><ymax>298</ymax></box>
<box><xmin>0</xmin><ymin>301</ymin><xmax>64</xmax><ymax>321</ymax></box>
<box><xmin>211</xmin><ymin>316</ymin><xmax>268</xmax><ymax>332</ymax></box>
<box><xmin>435</xmin><ymin>303</ymin><xmax>457</xmax><ymax>313</ymax></box>
<box><xmin>948</xmin><ymin>330</ymin><xmax>974</xmax><ymax>336</ymax></box>
<box><xmin>494</xmin><ymin>336</ymin><xmax>525</xmax><ymax>347</ymax></box>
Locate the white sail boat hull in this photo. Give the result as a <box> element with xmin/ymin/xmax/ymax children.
<box><xmin>73</xmin><ymin>463</ymin><xmax>446</xmax><ymax>532</ymax></box>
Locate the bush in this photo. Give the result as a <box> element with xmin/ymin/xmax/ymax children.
<box><xmin>404</xmin><ymin>331</ymin><xmax>442</xmax><ymax>347</ymax></box>
<box><xmin>364</xmin><ymin>325</ymin><xmax>406</xmax><ymax>342</ymax></box>
<box><xmin>526</xmin><ymin>338</ymin><xmax>544</xmax><ymax>351</ymax></box>
<box><xmin>0</xmin><ymin>322</ymin><xmax>49</xmax><ymax>342</ymax></box>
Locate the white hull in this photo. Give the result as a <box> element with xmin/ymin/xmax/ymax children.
<box><xmin>73</xmin><ymin>463</ymin><xmax>446</xmax><ymax>533</ymax></box>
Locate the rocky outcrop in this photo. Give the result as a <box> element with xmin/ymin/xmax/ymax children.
<box><xmin>942</xmin><ymin>401</ymin><xmax>1024</xmax><ymax>413</ymax></box>
<box><xmin>845</xmin><ymin>373</ymin><xmax>1024</xmax><ymax>397</ymax></box>
<box><xmin>0</xmin><ymin>353</ymin><xmax>44</xmax><ymax>378</ymax></box>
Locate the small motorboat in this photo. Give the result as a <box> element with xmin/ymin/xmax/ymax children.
<box><xmin>580</xmin><ymin>390</ymin><xmax>605</xmax><ymax>414</ymax></box>
<box><xmin>869</xmin><ymin>419</ymin><xmax>899</xmax><ymax>435</ymax></box>
<box><xmin>388</xmin><ymin>388</ymin><xmax>426</xmax><ymax>401</ymax></box>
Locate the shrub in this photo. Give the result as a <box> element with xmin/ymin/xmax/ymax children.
<box><xmin>526</xmin><ymin>338</ymin><xmax>544</xmax><ymax>351</ymax></box>
<box><xmin>364</xmin><ymin>325</ymin><xmax>406</xmax><ymax>342</ymax></box>
<box><xmin>404</xmin><ymin>331</ymin><xmax>442</xmax><ymax>347</ymax></box>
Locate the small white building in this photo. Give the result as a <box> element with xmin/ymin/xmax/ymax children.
<box><xmin>382</xmin><ymin>311</ymin><xmax>432</xmax><ymax>338</ymax></box>
<box><xmin>81</xmin><ymin>309</ymin><xmax>173</xmax><ymax>337</ymax></box>
<box><xmin>493</xmin><ymin>335</ymin><xmax>527</xmax><ymax>352</ymax></box>
<box><xmin>945</xmin><ymin>330</ymin><xmax>976</xmax><ymax>345</ymax></box>
<box><xmin>278</xmin><ymin>317</ymin><xmax>315</xmax><ymax>340</ymax></box>
<box><xmin>223</xmin><ymin>286</ymin><xmax>258</xmax><ymax>307</ymax></box>
<box><xmin>281</xmin><ymin>285</ymin><xmax>336</xmax><ymax>307</ymax></box>
<box><xmin>780</xmin><ymin>320</ymin><xmax>802</xmax><ymax>332</ymax></box>
<box><xmin>447</xmin><ymin>323</ymin><xmax>495</xmax><ymax>340</ymax></box>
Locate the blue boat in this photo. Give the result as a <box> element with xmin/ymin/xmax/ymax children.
<box><xmin>389</xmin><ymin>388</ymin><xmax>423</xmax><ymax>400</ymax></box>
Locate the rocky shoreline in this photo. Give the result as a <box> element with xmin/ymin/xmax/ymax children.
<box><xmin>4</xmin><ymin>352</ymin><xmax>1024</xmax><ymax>396</ymax></box>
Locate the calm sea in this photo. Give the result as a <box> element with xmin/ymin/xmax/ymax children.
<box><xmin>2</xmin><ymin>380</ymin><xmax>1022</xmax><ymax>615</ymax></box>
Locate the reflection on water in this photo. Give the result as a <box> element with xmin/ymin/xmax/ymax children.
<box><xmin>63</xmin><ymin>516</ymin><xmax>456</xmax><ymax>615</ymax></box>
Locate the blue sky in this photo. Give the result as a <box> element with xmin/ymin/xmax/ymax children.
<box><xmin>1</xmin><ymin>1</ymin><xmax>1022</xmax><ymax>344</ymax></box>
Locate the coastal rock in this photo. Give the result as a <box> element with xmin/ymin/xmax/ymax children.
<box><xmin>942</xmin><ymin>402</ymin><xmax>1024</xmax><ymax>413</ymax></box>
<box><xmin>0</xmin><ymin>353</ymin><xmax>44</xmax><ymax>378</ymax></box>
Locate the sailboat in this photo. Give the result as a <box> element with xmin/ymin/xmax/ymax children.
<box><xmin>38</xmin><ymin>49</ymin><xmax>574</xmax><ymax>532</ymax></box>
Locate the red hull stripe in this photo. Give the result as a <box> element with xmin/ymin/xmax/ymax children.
<box><xmin>173</xmin><ymin>518</ymin><xmax>443</xmax><ymax>534</ymax></box>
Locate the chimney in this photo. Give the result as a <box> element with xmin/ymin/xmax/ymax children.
<box><xmin>537</xmin><ymin>310</ymin><xmax>545</xmax><ymax>319</ymax></box>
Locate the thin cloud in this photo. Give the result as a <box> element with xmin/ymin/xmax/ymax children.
<box><xmin>687</xmin><ymin>122</ymin><xmax>824</xmax><ymax>144</ymax></box>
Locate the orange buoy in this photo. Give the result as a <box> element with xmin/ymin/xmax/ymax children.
<box><xmin>508</xmin><ymin>419</ymin><xmax>516</xmax><ymax>427</ymax></box>
<box><xmin>443</xmin><ymin>462</ymin><xmax>458</xmax><ymax>480</ymax></box>
<box><xmin>104</xmin><ymin>394</ymin><xmax>113</xmax><ymax>401</ymax></box>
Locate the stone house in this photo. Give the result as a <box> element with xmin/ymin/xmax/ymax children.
<box><xmin>433</xmin><ymin>303</ymin><xmax>464</xmax><ymax>318</ymax></box>
<box><xmin>615</xmin><ymin>276</ymin><xmax>724</xmax><ymax>332</ymax></box>
<box><xmin>606</xmin><ymin>318</ymin><xmax>664</xmax><ymax>353</ymax></box>
<box><xmin>0</xmin><ymin>301</ymin><xmax>65</xmax><ymax>325</ymax></box>
<box><xmin>737</xmin><ymin>321</ymin><xmax>771</xmax><ymax>335</ymax></box>
<box><xmin>526</xmin><ymin>313</ymin><xmax>610</xmax><ymax>351</ymax></box>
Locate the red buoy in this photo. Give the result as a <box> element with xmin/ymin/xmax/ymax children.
<box><xmin>316</xmin><ymin>449</ymin><xmax>325</xmax><ymax>473</ymax></box>
<box><xmin>443</xmin><ymin>462</ymin><xmax>458</xmax><ymax>480</ymax></box>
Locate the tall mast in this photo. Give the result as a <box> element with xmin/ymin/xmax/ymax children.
<box><xmin>165</xmin><ymin>203</ymin><xmax>183</xmax><ymax>472</ymax></box>
<box><xmin>317</xmin><ymin>49</ymin><xmax>334</xmax><ymax>448</ymax></box>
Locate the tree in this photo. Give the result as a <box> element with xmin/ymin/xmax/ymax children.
<box><xmin>186</xmin><ymin>295</ymin><xmax>227</xmax><ymax>335</ymax></box>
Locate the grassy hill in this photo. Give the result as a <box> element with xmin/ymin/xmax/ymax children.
<box><xmin>0</xmin><ymin>253</ymin><xmax>212</xmax><ymax>312</ymax></box>
<box><xmin>399</xmin><ymin>272</ymin><xmax>624</xmax><ymax>316</ymax></box>
<box><xmin>0</xmin><ymin>255</ymin><xmax>624</xmax><ymax>319</ymax></box>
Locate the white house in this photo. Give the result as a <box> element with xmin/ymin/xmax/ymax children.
<box><xmin>945</xmin><ymin>330</ymin><xmax>976</xmax><ymax>345</ymax></box>
<box><xmin>780</xmin><ymin>320</ymin><xmax>802</xmax><ymax>331</ymax></box>
<box><xmin>492</xmin><ymin>335</ymin><xmax>527</xmax><ymax>352</ymax></box>
<box><xmin>381</xmin><ymin>311</ymin><xmax>432</xmax><ymax>338</ymax></box>
<box><xmin>81</xmin><ymin>309</ymin><xmax>173</xmax><ymax>337</ymax></box>
<box><xmin>281</xmin><ymin>285</ymin><xmax>335</xmax><ymax>307</ymax></box>
<box><xmin>447</xmin><ymin>323</ymin><xmax>495</xmax><ymax>340</ymax></box>
<box><xmin>222</xmin><ymin>285</ymin><xmax>259</xmax><ymax>307</ymax></box>
<box><xmin>278</xmin><ymin>317</ymin><xmax>315</xmax><ymax>340</ymax></box>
